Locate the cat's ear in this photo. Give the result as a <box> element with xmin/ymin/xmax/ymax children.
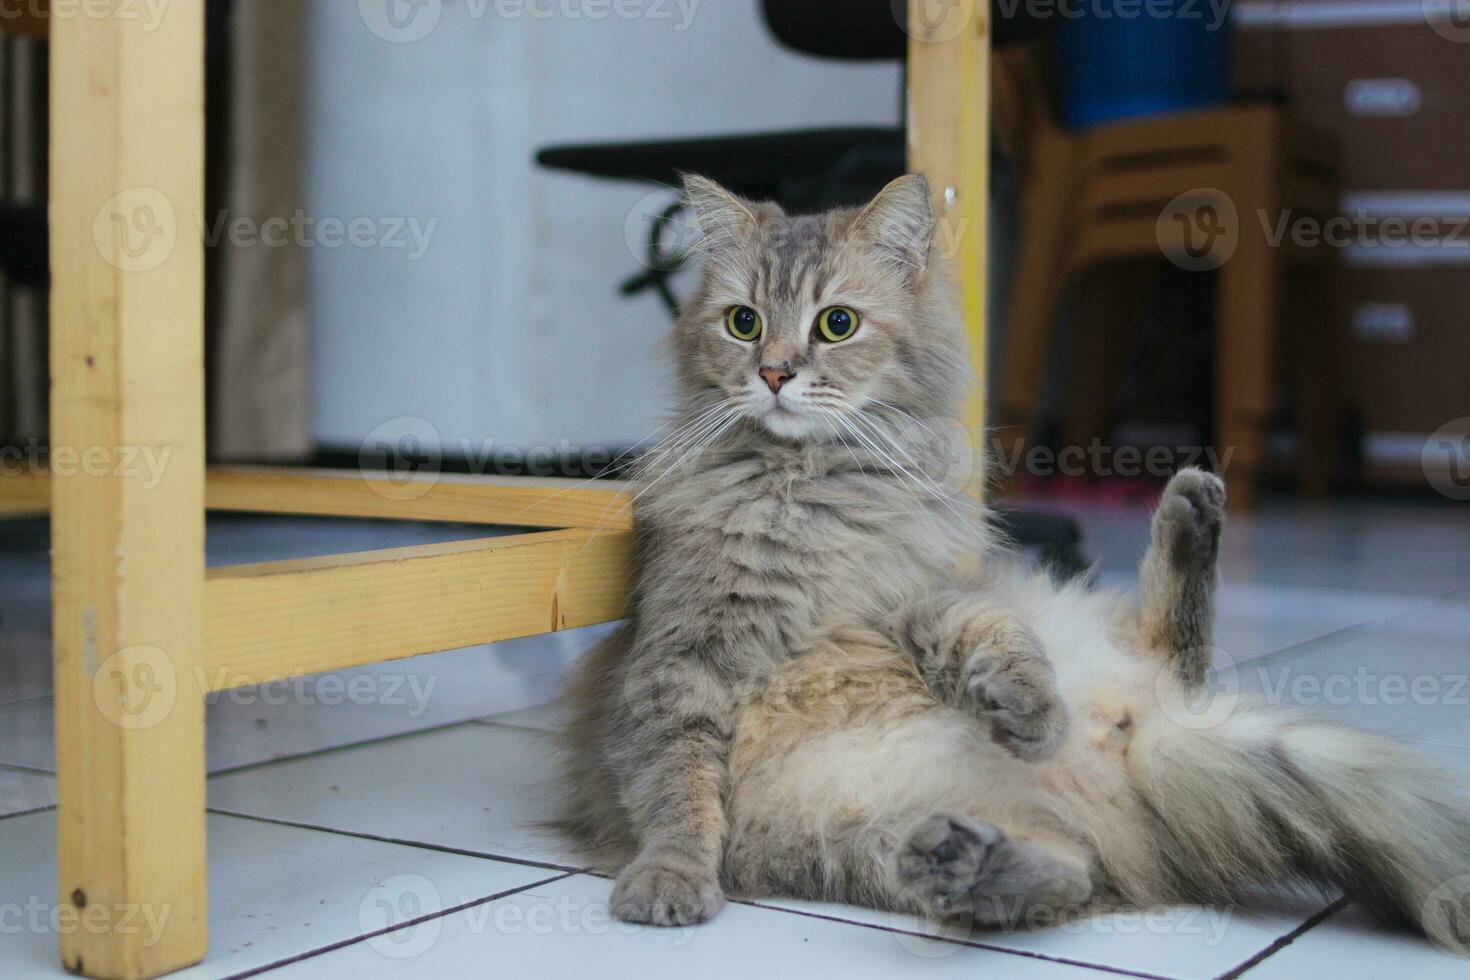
<box><xmin>681</xmin><ymin>174</ymin><xmax>765</xmax><ymax>254</ymax></box>
<box><xmin>851</xmin><ymin>173</ymin><xmax>936</xmax><ymax>278</ymax></box>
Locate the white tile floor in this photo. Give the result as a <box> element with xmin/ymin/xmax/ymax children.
<box><xmin>2</xmin><ymin>497</ymin><xmax>1469</xmax><ymax>978</ymax></box>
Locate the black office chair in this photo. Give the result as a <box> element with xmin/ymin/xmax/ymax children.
<box><xmin>536</xmin><ymin>1</ymin><xmax>1087</xmax><ymax>577</ymax></box>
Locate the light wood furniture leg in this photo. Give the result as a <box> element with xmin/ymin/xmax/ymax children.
<box><xmin>905</xmin><ymin>0</ymin><xmax>989</xmax><ymax>497</ymax></box>
<box><xmin>1289</xmin><ymin>264</ymin><xmax>1338</xmax><ymax>497</ymax></box>
<box><xmin>49</xmin><ymin>4</ymin><xmax>208</xmax><ymax>977</ymax></box>
<box><xmin>1060</xmin><ymin>261</ymin><xmax>1156</xmax><ymax>454</ymax></box>
<box><xmin>996</xmin><ymin>141</ymin><xmax>1078</xmax><ymax>453</ymax></box>
<box><xmin>1217</xmin><ymin>122</ymin><xmax>1283</xmax><ymax>512</ymax></box>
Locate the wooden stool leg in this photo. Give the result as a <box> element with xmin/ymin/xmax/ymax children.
<box><xmin>1217</xmin><ymin>231</ymin><xmax>1279</xmax><ymax>513</ymax></box>
<box><xmin>997</xmin><ymin>150</ymin><xmax>1076</xmax><ymax>456</ymax></box>
<box><xmin>1216</xmin><ymin>121</ymin><xmax>1285</xmax><ymax>512</ymax></box>
<box><xmin>906</xmin><ymin>0</ymin><xmax>990</xmax><ymax>498</ymax></box>
<box><xmin>50</xmin><ymin>6</ymin><xmax>208</xmax><ymax>978</ymax></box>
<box><xmin>1060</xmin><ymin>261</ymin><xmax>1156</xmax><ymax>455</ymax></box>
<box><xmin>1290</xmin><ymin>264</ymin><xmax>1338</xmax><ymax>496</ymax></box>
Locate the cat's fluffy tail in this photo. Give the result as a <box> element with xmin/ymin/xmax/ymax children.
<box><xmin>1130</xmin><ymin>697</ymin><xmax>1470</xmax><ymax>954</ymax></box>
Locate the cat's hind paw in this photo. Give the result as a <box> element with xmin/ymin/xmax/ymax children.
<box><xmin>895</xmin><ymin>813</ymin><xmax>1002</xmax><ymax>918</ymax></box>
<box><xmin>1152</xmin><ymin>467</ymin><xmax>1225</xmax><ymax>573</ymax></box>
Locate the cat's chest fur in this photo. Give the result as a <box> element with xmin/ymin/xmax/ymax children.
<box><xmin>636</xmin><ymin>450</ymin><xmax>948</xmax><ymax>662</ymax></box>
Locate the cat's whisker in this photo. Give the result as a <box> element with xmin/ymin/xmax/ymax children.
<box><xmin>628</xmin><ymin>401</ymin><xmax>739</xmax><ymax>481</ymax></box>
<box><xmin>467</xmin><ymin>416</ymin><xmax>689</xmax><ymax>531</ymax></box>
<box><xmin>625</xmin><ymin>406</ymin><xmax>743</xmax><ymax>509</ymax></box>
<box><xmin>865</xmin><ymin>397</ymin><xmax>945</xmax><ymax>441</ymax></box>
<box><xmin>830</xmin><ymin>413</ymin><xmax>929</xmax><ymax>511</ymax></box>
<box><xmin>571</xmin><ymin>400</ymin><xmax>742</xmax><ymax>551</ymax></box>
<box><xmin>845</xmin><ymin>409</ymin><xmax>945</xmax><ymax>493</ymax></box>
<box><xmin>850</xmin><ymin>406</ymin><xmax>967</xmax><ymax>506</ymax></box>
<box><xmin>813</xmin><ymin>409</ymin><xmax>868</xmax><ymax>475</ymax></box>
<box><xmin>840</xmin><ymin>409</ymin><xmax>976</xmax><ymax>530</ymax></box>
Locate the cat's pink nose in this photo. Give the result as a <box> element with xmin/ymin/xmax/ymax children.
<box><xmin>759</xmin><ymin>367</ymin><xmax>794</xmax><ymax>394</ymax></box>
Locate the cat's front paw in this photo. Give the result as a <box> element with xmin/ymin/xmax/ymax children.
<box><xmin>611</xmin><ymin>852</ymin><xmax>724</xmax><ymax>926</ymax></box>
<box><xmin>963</xmin><ymin>621</ymin><xmax>1068</xmax><ymax>762</ymax></box>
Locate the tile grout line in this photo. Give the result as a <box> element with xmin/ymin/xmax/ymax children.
<box><xmin>733</xmin><ymin>899</ymin><xmax>1181</xmax><ymax>980</ymax></box>
<box><xmin>197</xmin><ymin>804</ymin><xmax>1180</xmax><ymax>980</ymax></box>
<box><xmin>220</xmin><ymin>870</ymin><xmax>579</xmax><ymax>980</ymax></box>
<box><xmin>0</xmin><ymin>694</ymin><xmax>53</xmax><ymax>712</ymax></box>
<box><xmin>1</xmin><ymin>710</ymin><xmax>518</xmax><ymax>782</ymax></box>
<box><xmin>204</xmin><ymin>717</ymin><xmax>491</xmax><ymax>778</ymax></box>
<box><xmin>471</xmin><ymin>718</ymin><xmax>558</xmax><ymax>734</ymax></box>
<box><xmin>1246</xmin><ymin>621</ymin><xmax>1382</xmax><ymax>670</ymax></box>
<box><xmin>206</xmin><ymin>806</ymin><xmax>593</xmax><ymax>876</ymax></box>
<box><xmin>1214</xmin><ymin>897</ymin><xmax>1348</xmax><ymax>979</ymax></box>
<box><xmin>0</xmin><ymin>802</ymin><xmax>55</xmax><ymax>823</ymax></box>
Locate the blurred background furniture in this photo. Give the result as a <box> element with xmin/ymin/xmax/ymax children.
<box><xmin>993</xmin><ymin>41</ymin><xmax>1343</xmax><ymax>510</ymax></box>
<box><xmin>1237</xmin><ymin>7</ymin><xmax>1470</xmax><ymax>491</ymax></box>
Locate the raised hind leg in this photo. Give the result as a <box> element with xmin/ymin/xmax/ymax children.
<box><xmin>1139</xmin><ymin>468</ymin><xmax>1225</xmax><ymax>687</ymax></box>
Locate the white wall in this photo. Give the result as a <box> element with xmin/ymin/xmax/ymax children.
<box><xmin>306</xmin><ymin>0</ymin><xmax>902</xmax><ymax>457</ymax></box>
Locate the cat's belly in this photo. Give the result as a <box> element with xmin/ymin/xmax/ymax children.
<box><xmin>724</xmin><ymin>627</ymin><xmax>1149</xmax><ymax>851</ymax></box>
<box><xmin>728</xmin><ymin>639</ymin><xmax>1051</xmax><ymax>827</ymax></box>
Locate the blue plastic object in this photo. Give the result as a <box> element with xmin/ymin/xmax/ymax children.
<box><xmin>1052</xmin><ymin>3</ymin><xmax>1233</xmax><ymax>129</ymax></box>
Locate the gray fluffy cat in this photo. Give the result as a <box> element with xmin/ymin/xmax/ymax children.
<box><xmin>557</xmin><ymin>173</ymin><xmax>1470</xmax><ymax>953</ymax></box>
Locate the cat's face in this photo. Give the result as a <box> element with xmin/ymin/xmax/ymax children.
<box><xmin>672</xmin><ymin>174</ymin><xmax>964</xmax><ymax>444</ymax></box>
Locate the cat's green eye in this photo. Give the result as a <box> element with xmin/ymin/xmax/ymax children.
<box><xmin>816</xmin><ymin>306</ymin><xmax>859</xmax><ymax>343</ymax></box>
<box><xmin>725</xmin><ymin>305</ymin><xmax>763</xmax><ymax>342</ymax></box>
